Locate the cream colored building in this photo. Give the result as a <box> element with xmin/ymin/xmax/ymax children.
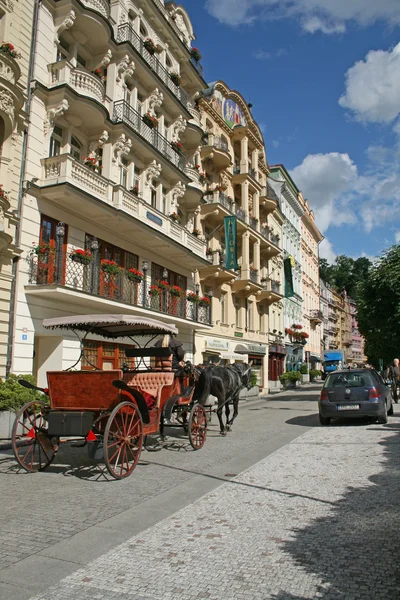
<box><xmin>299</xmin><ymin>193</ymin><xmax>323</xmax><ymax>368</ymax></box>
<box><xmin>0</xmin><ymin>0</ymin><xmax>35</xmax><ymax>377</ymax></box>
<box><xmin>10</xmin><ymin>0</ymin><xmax>215</xmax><ymax>383</ymax></box>
<box><xmin>194</xmin><ymin>81</ymin><xmax>284</xmax><ymax>390</ymax></box>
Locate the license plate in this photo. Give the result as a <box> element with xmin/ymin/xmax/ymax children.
<box><xmin>337</xmin><ymin>405</ymin><xmax>360</xmax><ymax>411</ymax></box>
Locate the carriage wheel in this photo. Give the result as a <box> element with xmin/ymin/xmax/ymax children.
<box><xmin>188</xmin><ymin>404</ymin><xmax>207</xmax><ymax>450</ymax></box>
<box><xmin>12</xmin><ymin>400</ymin><xmax>58</xmax><ymax>472</ymax></box>
<box><xmin>104</xmin><ymin>401</ymin><xmax>143</xmax><ymax>479</ymax></box>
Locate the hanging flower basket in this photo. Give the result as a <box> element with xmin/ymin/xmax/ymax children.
<box><xmin>0</xmin><ymin>185</ymin><xmax>10</xmax><ymax>202</ymax></box>
<box><xmin>170</xmin><ymin>141</ymin><xmax>183</xmax><ymax>153</ymax></box>
<box><xmin>169</xmin><ymin>72</ymin><xmax>181</xmax><ymax>86</ymax></box>
<box><xmin>91</xmin><ymin>68</ymin><xmax>104</xmax><ymax>80</ymax></box>
<box><xmin>187</xmin><ymin>292</ymin><xmax>199</xmax><ymax>303</ymax></box>
<box><xmin>0</xmin><ymin>42</ymin><xmax>21</xmax><ymax>59</ymax></box>
<box><xmin>170</xmin><ymin>285</ymin><xmax>184</xmax><ymax>298</ymax></box>
<box><xmin>142</xmin><ymin>112</ymin><xmax>158</xmax><ymax>129</ymax></box>
<box><xmin>143</xmin><ymin>38</ymin><xmax>157</xmax><ymax>55</ymax></box>
<box><xmin>127</xmin><ymin>268</ymin><xmax>143</xmax><ymax>283</ymax></box>
<box><xmin>199</xmin><ymin>173</ymin><xmax>207</xmax><ymax>185</ymax></box>
<box><xmin>70</xmin><ymin>248</ymin><xmax>93</xmax><ymax>265</ymax></box>
<box><xmin>156</xmin><ymin>279</ymin><xmax>170</xmax><ymax>292</ymax></box>
<box><xmin>32</xmin><ymin>242</ymin><xmax>54</xmax><ymax>256</ymax></box>
<box><xmin>169</xmin><ymin>212</ymin><xmax>180</xmax><ymax>222</ymax></box>
<box><xmin>130</xmin><ymin>185</ymin><xmax>139</xmax><ymax>196</ymax></box>
<box><xmin>192</xmin><ymin>228</ymin><xmax>201</xmax><ymax>237</ymax></box>
<box><xmin>101</xmin><ymin>259</ymin><xmax>123</xmax><ymax>276</ymax></box>
<box><xmin>82</xmin><ymin>156</ymin><xmax>101</xmax><ymax>173</ymax></box>
<box><xmin>149</xmin><ymin>285</ymin><xmax>161</xmax><ymax>297</ymax></box>
<box><xmin>190</xmin><ymin>47</ymin><xmax>202</xmax><ymax>61</ymax></box>
<box><xmin>199</xmin><ymin>296</ymin><xmax>211</xmax><ymax>307</ymax></box>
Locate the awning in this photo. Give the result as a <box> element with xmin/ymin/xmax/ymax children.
<box><xmin>234</xmin><ymin>344</ymin><xmax>248</xmax><ymax>354</ymax></box>
<box><xmin>310</xmin><ymin>355</ymin><xmax>321</xmax><ymax>362</ymax></box>
<box><xmin>220</xmin><ymin>351</ymin><xmax>247</xmax><ymax>361</ymax></box>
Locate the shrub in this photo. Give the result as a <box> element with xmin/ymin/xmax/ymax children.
<box><xmin>249</xmin><ymin>371</ymin><xmax>258</xmax><ymax>388</ymax></box>
<box><xmin>279</xmin><ymin>371</ymin><xmax>302</xmax><ymax>384</ymax></box>
<box><xmin>0</xmin><ymin>374</ymin><xmax>47</xmax><ymax>412</ymax></box>
<box><xmin>310</xmin><ymin>369</ymin><xmax>322</xmax><ymax>381</ymax></box>
<box><xmin>300</xmin><ymin>364</ymin><xmax>309</xmax><ymax>375</ymax></box>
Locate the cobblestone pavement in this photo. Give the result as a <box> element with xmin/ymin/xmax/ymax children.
<box><xmin>27</xmin><ymin>412</ymin><xmax>400</xmax><ymax>600</ymax></box>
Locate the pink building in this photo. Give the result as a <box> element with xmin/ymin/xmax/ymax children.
<box><xmin>348</xmin><ymin>298</ymin><xmax>366</xmax><ymax>365</ymax></box>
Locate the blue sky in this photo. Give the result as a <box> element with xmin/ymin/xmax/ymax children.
<box><xmin>179</xmin><ymin>0</ymin><xmax>400</xmax><ymax>262</ymax></box>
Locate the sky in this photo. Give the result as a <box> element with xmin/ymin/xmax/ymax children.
<box><xmin>179</xmin><ymin>0</ymin><xmax>400</xmax><ymax>263</ymax></box>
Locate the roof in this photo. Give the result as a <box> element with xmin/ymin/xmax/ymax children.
<box><xmin>42</xmin><ymin>314</ymin><xmax>179</xmax><ymax>338</ymax></box>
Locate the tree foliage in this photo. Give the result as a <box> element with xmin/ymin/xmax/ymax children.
<box><xmin>356</xmin><ymin>245</ymin><xmax>400</xmax><ymax>366</ymax></box>
<box><xmin>319</xmin><ymin>255</ymin><xmax>372</xmax><ymax>300</ymax></box>
<box><xmin>0</xmin><ymin>374</ymin><xmax>46</xmax><ymax>412</ymax></box>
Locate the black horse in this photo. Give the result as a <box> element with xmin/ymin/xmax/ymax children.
<box><xmin>194</xmin><ymin>362</ymin><xmax>253</xmax><ymax>435</ymax></box>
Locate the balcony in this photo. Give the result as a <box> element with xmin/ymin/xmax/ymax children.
<box><xmin>81</xmin><ymin>0</ymin><xmax>110</xmax><ymax>18</ymax></box>
<box><xmin>310</xmin><ymin>309</ymin><xmax>323</xmax><ymax>324</ymax></box>
<box><xmin>49</xmin><ymin>61</ymin><xmax>106</xmax><ymax>105</ymax></box>
<box><xmin>258</xmin><ymin>279</ymin><xmax>283</xmax><ymax>304</ymax></box>
<box><xmin>232</xmin><ymin>164</ymin><xmax>262</xmax><ymax>191</ymax></box>
<box><xmin>260</xmin><ymin>227</ymin><xmax>280</xmax><ymax>247</ymax></box>
<box><xmin>231</xmin><ymin>268</ymin><xmax>262</xmax><ymax>293</ymax></box>
<box><xmin>117</xmin><ymin>24</ymin><xmax>189</xmax><ymax>110</ymax></box>
<box><xmin>200</xmin><ymin>134</ymin><xmax>231</xmax><ymax>170</ymax></box>
<box><xmin>113</xmin><ymin>101</ymin><xmax>186</xmax><ymax>174</ymax></box>
<box><xmin>0</xmin><ymin>49</ymin><xmax>24</xmax><ymax>134</ymax></box>
<box><xmin>26</xmin><ymin>253</ymin><xmax>212</xmax><ymax>327</ymax></box>
<box><xmin>199</xmin><ymin>251</ymin><xmax>237</xmax><ymax>285</ymax></box>
<box><xmin>260</xmin><ymin>183</ymin><xmax>279</xmax><ymax>214</ymax></box>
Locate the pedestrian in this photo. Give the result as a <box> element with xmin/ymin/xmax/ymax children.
<box><xmin>155</xmin><ymin>333</ymin><xmax>185</xmax><ymax>371</ymax></box>
<box><xmin>389</xmin><ymin>358</ymin><xmax>400</xmax><ymax>404</ymax></box>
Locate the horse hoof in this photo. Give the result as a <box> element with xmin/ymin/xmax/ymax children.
<box><xmin>220</xmin><ymin>431</ymin><xmax>227</xmax><ymax>436</ymax></box>
<box><xmin>225</xmin><ymin>425</ymin><xmax>231</xmax><ymax>432</ymax></box>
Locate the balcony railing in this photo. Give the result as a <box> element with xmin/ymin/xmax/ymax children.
<box><xmin>190</xmin><ymin>58</ymin><xmax>204</xmax><ymax>77</ymax></box>
<box><xmin>117</xmin><ymin>24</ymin><xmax>189</xmax><ymax>109</ymax></box>
<box><xmin>249</xmin><ymin>216</ymin><xmax>258</xmax><ymax>230</ymax></box>
<box><xmin>260</xmin><ymin>228</ymin><xmax>280</xmax><ymax>246</ymax></box>
<box><xmin>310</xmin><ymin>309</ymin><xmax>324</xmax><ymax>322</ymax></box>
<box><xmin>249</xmin><ymin>268</ymin><xmax>259</xmax><ymax>283</ymax></box>
<box><xmin>113</xmin><ymin>101</ymin><xmax>186</xmax><ymax>173</ymax></box>
<box><xmin>49</xmin><ymin>61</ymin><xmax>106</xmax><ymax>104</ymax></box>
<box><xmin>214</xmin><ymin>136</ymin><xmax>229</xmax><ymax>153</ymax></box>
<box><xmin>28</xmin><ymin>252</ymin><xmax>211</xmax><ymax>326</ymax></box>
<box><xmin>234</xmin><ymin>204</ymin><xmax>247</xmax><ymax>222</ymax></box>
<box><xmin>81</xmin><ymin>0</ymin><xmax>109</xmax><ymax>18</ymax></box>
<box><xmin>262</xmin><ymin>279</ymin><xmax>282</xmax><ymax>294</ymax></box>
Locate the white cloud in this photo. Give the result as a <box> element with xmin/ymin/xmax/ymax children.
<box><xmin>339</xmin><ymin>43</ymin><xmax>400</xmax><ymax>123</ymax></box>
<box><xmin>290</xmin><ymin>152</ymin><xmax>358</xmax><ymax>232</ymax></box>
<box><xmin>395</xmin><ymin>232</ymin><xmax>400</xmax><ymax>243</ymax></box>
<box><xmin>205</xmin><ymin>0</ymin><xmax>400</xmax><ymax>32</ymax></box>
<box><xmin>319</xmin><ymin>238</ymin><xmax>336</xmax><ymax>263</ymax></box>
<box><xmin>253</xmin><ymin>48</ymin><xmax>287</xmax><ymax>60</ymax></box>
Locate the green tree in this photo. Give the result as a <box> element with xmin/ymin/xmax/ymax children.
<box><xmin>357</xmin><ymin>245</ymin><xmax>400</xmax><ymax>366</ymax></box>
<box><xmin>319</xmin><ymin>258</ymin><xmax>334</xmax><ymax>286</ymax></box>
<box><xmin>319</xmin><ymin>255</ymin><xmax>372</xmax><ymax>301</ymax></box>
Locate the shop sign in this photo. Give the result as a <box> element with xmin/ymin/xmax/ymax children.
<box><xmin>205</xmin><ymin>338</ymin><xmax>229</xmax><ymax>351</ymax></box>
<box><xmin>146</xmin><ymin>211</ymin><xmax>163</xmax><ymax>226</ymax></box>
<box><xmin>234</xmin><ymin>332</ymin><xmax>244</xmax><ymax>338</ymax></box>
<box><xmin>247</xmin><ymin>344</ymin><xmax>267</xmax><ymax>355</ymax></box>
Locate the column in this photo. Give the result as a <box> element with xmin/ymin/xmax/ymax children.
<box><xmin>240</xmin><ymin>136</ymin><xmax>248</xmax><ymax>173</ymax></box>
<box><xmin>241</xmin><ymin>180</ymin><xmax>249</xmax><ymax>214</ymax></box>
<box><xmin>242</xmin><ymin>231</ymin><xmax>250</xmax><ymax>278</ymax></box>
<box><xmin>253</xmin><ymin>190</ymin><xmax>260</xmax><ymax>224</ymax></box>
<box><xmin>251</xmin><ymin>148</ymin><xmax>258</xmax><ymax>177</ymax></box>
<box><xmin>254</xmin><ymin>239</ymin><xmax>260</xmax><ymax>272</ymax></box>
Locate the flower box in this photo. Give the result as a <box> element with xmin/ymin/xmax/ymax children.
<box><xmin>143</xmin><ymin>38</ymin><xmax>157</xmax><ymax>55</ymax></box>
<box><xmin>169</xmin><ymin>72</ymin><xmax>181</xmax><ymax>86</ymax></box>
<box><xmin>127</xmin><ymin>268</ymin><xmax>143</xmax><ymax>283</ymax></box>
<box><xmin>149</xmin><ymin>285</ymin><xmax>161</xmax><ymax>297</ymax></box>
<box><xmin>130</xmin><ymin>185</ymin><xmax>139</xmax><ymax>196</ymax></box>
<box><xmin>170</xmin><ymin>141</ymin><xmax>183</xmax><ymax>153</ymax></box>
<box><xmin>169</xmin><ymin>212</ymin><xmax>180</xmax><ymax>222</ymax></box>
<box><xmin>192</xmin><ymin>228</ymin><xmax>201</xmax><ymax>237</ymax></box>
<box><xmin>142</xmin><ymin>113</ymin><xmax>158</xmax><ymax>129</ymax></box>
<box><xmin>170</xmin><ymin>285</ymin><xmax>183</xmax><ymax>297</ymax></box>
<box><xmin>156</xmin><ymin>280</ymin><xmax>170</xmax><ymax>292</ymax></box>
<box><xmin>70</xmin><ymin>249</ymin><xmax>93</xmax><ymax>265</ymax></box>
<box><xmin>82</xmin><ymin>156</ymin><xmax>101</xmax><ymax>173</ymax></box>
<box><xmin>187</xmin><ymin>292</ymin><xmax>199</xmax><ymax>303</ymax></box>
<box><xmin>190</xmin><ymin>47</ymin><xmax>202</xmax><ymax>61</ymax></box>
<box><xmin>199</xmin><ymin>296</ymin><xmax>211</xmax><ymax>307</ymax></box>
<box><xmin>101</xmin><ymin>259</ymin><xmax>123</xmax><ymax>276</ymax></box>
<box><xmin>32</xmin><ymin>243</ymin><xmax>53</xmax><ymax>256</ymax></box>
<box><xmin>0</xmin><ymin>42</ymin><xmax>21</xmax><ymax>59</ymax></box>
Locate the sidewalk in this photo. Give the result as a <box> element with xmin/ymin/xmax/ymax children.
<box><xmin>26</xmin><ymin>412</ymin><xmax>400</xmax><ymax>600</ymax></box>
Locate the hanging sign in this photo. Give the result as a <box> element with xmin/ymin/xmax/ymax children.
<box><xmin>224</xmin><ymin>216</ymin><xmax>238</xmax><ymax>270</ymax></box>
<box><xmin>284</xmin><ymin>257</ymin><xmax>294</xmax><ymax>298</ymax></box>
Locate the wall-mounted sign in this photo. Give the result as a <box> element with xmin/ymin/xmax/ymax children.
<box><xmin>211</xmin><ymin>90</ymin><xmax>247</xmax><ymax>129</ymax></box>
<box><xmin>146</xmin><ymin>212</ymin><xmax>163</xmax><ymax>226</ymax></box>
<box><xmin>234</xmin><ymin>332</ymin><xmax>244</xmax><ymax>338</ymax></box>
<box><xmin>22</xmin><ymin>334</ymin><xmax>27</xmax><ymax>341</ymax></box>
<box><xmin>224</xmin><ymin>216</ymin><xmax>238</xmax><ymax>270</ymax></box>
<box><xmin>247</xmin><ymin>344</ymin><xmax>267</xmax><ymax>355</ymax></box>
<box><xmin>205</xmin><ymin>338</ymin><xmax>229</xmax><ymax>351</ymax></box>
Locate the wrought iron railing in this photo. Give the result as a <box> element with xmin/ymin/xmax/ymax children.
<box><xmin>113</xmin><ymin>101</ymin><xmax>186</xmax><ymax>173</ymax></box>
<box><xmin>249</xmin><ymin>167</ymin><xmax>258</xmax><ymax>180</ymax></box>
<box><xmin>214</xmin><ymin>136</ymin><xmax>229</xmax><ymax>153</ymax></box>
<box><xmin>190</xmin><ymin>58</ymin><xmax>204</xmax><ymax>77</ymax></box>
<box><xmin>249</xmin><ymin>216</ymin><xmax>258</xmax><ymax>230</ymax></box>
<box><xmin>28</xmin><ymin>252</ymin><xmax>211</xmax><ymax>325</ymax></box>
<box><xmin>234</xmin><ymin>205</ymin><xmax>247</xmax><ymax>221</ymax></box>
<box><xmin>117</xmin><ymin>23</ymin><xmax>189</xmax><ymax>108</ymax></box>
<box><xmin>249</xmin><ymin>268</ymin><xmax>259</xmax><ymax>283</ymax></box>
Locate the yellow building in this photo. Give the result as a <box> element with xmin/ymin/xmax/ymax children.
<box><xmin>194</xmin><ymin>81</ymin><xmax>284</xmax><ymax>390</ymax></box>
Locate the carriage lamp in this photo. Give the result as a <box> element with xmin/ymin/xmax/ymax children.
<box><xmin>142</xmin><ymin>260</ymin><xmax>148</xmax><ymax>273</ymax></box>
<box><xmin>195</xmin><ymin>283</ymin><xmax>200</xmax><ymax>296</ymax></box>
<box><xmin>208</xmin><ymin>289</ymin><xmax>213</xmax><ymax>298</ymax></box>
<box><xmin>90</xmin><ymin>237</ymin><xmax>99</xmax><ymax>251</ymax></box>
<box><xmin>163</xmin><ymin>267</ymin><xmax>168</xmax><ymax>280</ymax></box>
<box><xmin>56</xmin><ymin>222</ymin><xmax>65</xmax><ymax>238</ymax></box>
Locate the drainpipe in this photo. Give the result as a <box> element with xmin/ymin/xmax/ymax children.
<box><xmin>6</xmin><ymin>0</ymin><xmax>42</xmax><ymax>377</ymax></box>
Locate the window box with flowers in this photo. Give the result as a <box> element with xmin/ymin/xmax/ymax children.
<box><xmin>156</xmin><ymin>280</ymin><xmax>170</xmax><ymax>292</ymax></box>
<box><xmin>170</xmin><ymin>141</ymin><xmax>183</xmax><ymax>154</ymax></box>
<box><xmin>187</xmin><ymin>292</ymin><xmax>199</xmax><ymax>303</ymax></box>
<box><xmin>206</xmin><ymin>248</ymin><xmax>216</xmax><ymax>257</ymax></box>
<box><xmin>32</xmin><ymin>243</ymin><xmax>53</xmax><ymax>257</ymax></box>
<box><xmin>91</xmin><ymin>68</ymin><xmax>105</xmax><ymax>81</ymax></box>
<box><xmin>199</xmin><ymin>172</ymin><xmax>208</xmax><ymax>185</ymax></box>
<box><xmin>70</xmin><ymin>248</ymin><xmax>93</xmax><ymax>265</ymax></box>
<box><xmin>190</xmin><ymin>47</ymin><xmax>202</xmax><ymax>62</ymax></box>
<box><xmin>0</xmin><ymin>42</ymin><xmax>21</xmax><ymax>59</ymax></box>
<box><xmin>127</xmin><ymin>268</ymin><xmax>143</xmax><ymax>283</ymax></box>
<box><xmin>82</xmin><ymin>156</ymin><xmax>101</xmax><ymax>173</ymax></box>
<box><xmin>169</xmin><ymin>72</ymin><xmax>181</xmax><ymax>87</ymax></box>
<box><xmin>149</xmin><ymin>285</ymin><xmax>161</xmax><ymax>297</ymax></box>
<box><xmin>0</xmin><ymin>185</ymin><xmax>10</xmax><ymax>203</ymax></box>
<box><xmin>101</xmin><ymin>259</ymin><xmax>123</xmax><ymax>276</ymax></box>
<box><xmin>170</xmin><ymin>285</ymin><xmax>184</xmax><ymax>298</ymax></box>
<box><xmin>191</xmin><ymin>228</ymin><xmax>201</xmax><ymax>238</ymax></box>
<box><xmin>199</xmin><ymin>296</ymin><xmax>211</xmax><ymax>308</ymax></box>
<box><xmin>130</xmin><ymin>185</ymin><xmax>139</xmax><ymax>196</ymax></box>
<box><xmin>142</xmin><ymin>113</ymin><xmax>158</xmax><ymax>129</ymax></box>
<box><xmin>169</xmin><ymin>212</ymin><xmax>180</xmax><ymax>222</ymax></box>
<box><xmin>143</xmin><ymin>38</ymin><xmax>157</xmax><ymax>55</ymax></box>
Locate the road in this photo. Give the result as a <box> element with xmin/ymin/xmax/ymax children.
<box><xmin>0</xmin><ymin>386</ymin><xmax>399</xmax><ymax>599</ymax></box>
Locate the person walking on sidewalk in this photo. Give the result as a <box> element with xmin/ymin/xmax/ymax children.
<box><xmin>389</xmin><ymin>358</ymin><xmax>400</xmax><ymax>403</ymax></box>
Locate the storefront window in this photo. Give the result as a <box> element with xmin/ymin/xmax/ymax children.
<box><xmin>82</xmin><ymin>341</ymin><xmax>136</xmax><ymax>370</ymax></box>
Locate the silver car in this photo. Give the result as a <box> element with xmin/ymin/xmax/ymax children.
<box><xmin>318</xmin><ymin>369</ymin><xmax>394</xmax><ymax>425</ymax></box>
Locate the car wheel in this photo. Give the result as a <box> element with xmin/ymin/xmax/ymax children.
<box><xmin>377</xmin><ymin>405</ymin><xmax>388</xmax><ymax>424</ymax></box>
<box><xmin>388</xmin><ymin>401</ymin><xmax>394</xmax><ymax>416</ymax></box>
<box><xmin>319</xmin><ymin>413</ymin><xmax>330</xmax><ymax>426</ymax></box>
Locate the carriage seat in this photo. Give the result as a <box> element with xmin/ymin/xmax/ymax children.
<box><xmin>123</xmin><ymin>371</ymin><xmax>175</xmax><ymax>407</ymax></box>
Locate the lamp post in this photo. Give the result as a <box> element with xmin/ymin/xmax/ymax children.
<box><xmin>207</xmin><ymin>289</ymin><xmax>213</xmax><ymax>325</ymax></box>
<box><xmin>163</xmin><ymin>267</ymin><xmax>168</xmax><ymax>313</ymax></box>
<box><xmin>55</xmin><ymin>222</ymin><xmax>65</xmax><ymax>284</ymax></box>
<box><xmin>90</xmin><ymin>237</ymin><xmax>99</xmax><ymax>294</ymax></box>
<box><xmin>142</xmin><ymin>260</ymin><xmax>148</xmax><ymax>307</ymax></box>
<box><xmin>195</xmin><ymin>282</ymin><xmax>200</xmax><ymax>322</ymax></box>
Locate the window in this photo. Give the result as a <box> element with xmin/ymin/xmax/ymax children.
<box><xmin>70</xmin><ymin>136</ymin><xmax>82</xmax><ymax>161</ymax></box>
<box><xmin>151</xmin><ymin>262</ymin><xmax>186</xmax><ymax>291</ymax></box>
<box><xmin>57</xmin><ymin>37</ymin><xmax>70</xmax><ymax>62</ymax></box>
<box><xmin>120</xmin><ymin>157</ymin><xmax>128</xmax><ymax>188</ymax></box>
<box><xmin>124</xmin><ymin>83</ymin><xmax>134</xmax><ymax>106</ymax></box>
<box><xmin>77</xmin><ymin>54</ymin><xmax>87</xmax><ymax>68</ymax></box>
<box><xmin>140</xmin><ymin>22</ymin><xmax>147</xmax><ymax>38</ymax></box>
<box><xmin>221</xmin><ymin>292</ymin><xmax>227</xmax><ymax>324</ymax></box>
<box><xmin>166</xmin><ymin>54</ymin><xmax>172</xmax><ymax>69</ymax></box>
<box><xmin>49</xmin><ymin>126</ymin><xmax>63</xmax><ymax>157</ymax></box>
<box><xmin>151</xmin><ymin>186</ymin><xmax>157</xmax><ymax>208</ymax></box>
<box><xmin>85</xmin><ymin>234</ymin><xmax>138</xmax><ymax>271</ymax></box>
<box><xmin>246</xmin><ymin>300</ymin><xmax>253</xmax><ymax>331</ymax></box>
<box><xmin>38</xmin><ymin>215</ymin><xmax>68</xmax><ymax>285</ymax></box>
<box><xmin>82</xmin><ymin>341</ymin><xmax>136</xmax><ymax>371</ymax></box>
<box><xmin>259</xmin><ymin>305</ymin><xmax>264</xmax><ymax>332</ymax></box>
<box><xmin>235</xmin><ymin>296</ymin><xmax>241</xmax><ymax>328</ymax></box>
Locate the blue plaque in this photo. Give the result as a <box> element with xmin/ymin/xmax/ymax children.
<box><xmin>146</xmin><ymin>211</ymin><xmax>163</xmax><ymax>226</ymax></box>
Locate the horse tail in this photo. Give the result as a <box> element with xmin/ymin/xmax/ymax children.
<box><xmin>194</xmin><ymin>368</ymin><xmax>212</xmax><ymax>406</ymax></box>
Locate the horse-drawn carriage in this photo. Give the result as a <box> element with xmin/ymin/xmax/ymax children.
<box><xmin>12</xmin><ymin>315</ymin><xmax>207</xmax><ymax>479</ymax></box>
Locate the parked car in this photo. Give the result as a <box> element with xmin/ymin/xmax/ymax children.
<box><xmin>318</xmin><ymin>368</ymin><xmax>394</xmax><ymax>426</ymax></box>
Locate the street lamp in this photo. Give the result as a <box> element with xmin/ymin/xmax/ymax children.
<box><xmin>163</xmin><ymin>267</ymin><xmax>168</xmax><ymax>280</ymax></box>
<box><xmin>55</xmin><ymin>222</ymin><xmax>65</xmax><ymax>283</ymax></box>
<box><xmin>142</xmin><ymin>260</ymin><xmax>148</xmax><ymax>307</ymax></box>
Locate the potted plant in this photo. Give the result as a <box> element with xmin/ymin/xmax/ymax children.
<box><xmin>32</xmin><ymin>242</ymin><xmax>53</xmax><ymax>256</ymax></box>
<box><xmin>130</xmin><ymin>184</ymin><xmax>139</xmax><ymax>196</ymax></box>
<box><xmin>143</xmin><ymin>38</ymin><xmax>157</xmax><ymax>55</ymax></box>
<box><xmin>279</xmin><ymin>371</ymin><xmax>301</xmax><ymax>389</ymax></box>
<box><xmin>190</xmin><ymin>47</ymin><xmax>202</xmax><ymax>61</ymax></box>
<box><xmin>310</xmin><ymin>369</ymin><xmax>322</xmax><ymax>382</ymax></box>
<box><xmin>142</xmin><ymin>112</ymin><xmax>158</xmax><ymax>129</ymax></box>
<box><xmin>156</xmin><ymin>279</ymin><xmax>170</xmax><ymax>292</ymax></box>
<box><xmin>169</xmin><ymin>72</ymin><xmax>181</xmax><ymax>86</ymax></box>
<box><xmin>70</xmin><ymin>248</ymin><xmax>93</xmax><ymax>265</ymax></box>
<box><xmin>300</xmin><ymin>364</ymin><xmax>310</xmax><ymax>384</ymax></box>
<box><xmin>199</xmin><ymin>296</ymin><xmax>211</xmax><ymax>307</ymax></box>
<box><xmin>82</xmin><ymin>156</ymin><xmax>101</xmax><ymax>173</ymax></box>
<box><xmin>170</xmin><ymin>141</ymin><xmax>183</xmax><ymax>153</ymax></box>
<box><xmin>170</xmin><ymin>285</ymin><xmax>183</xmax><ymax>297</ymax></box>
<box><xmin>91</xmin><ymin>68</ymin><xmax>104</xmax><ymax>80</ymax></box>
<box><xmin>149</xmin><ymin>284</ymin><xmax>161</xmax><ymax>297</ymax></box>
<box><xmin>206</xmin><ymin>248</ymin><xmax>215</xmax><ymax>256</ymax></box>
<box><xmin>199</xmin><ymin>172</ymin><xmax>207</xmax><ymax>185</ymax></box>
<box><xmin>127</xmin><ymin>268</ymin><xmax>143</xmax><ymax>283</ymax></box>
<box><xmin>0</xmin><ymin>185</ymin><xmax>10</xmax><ymax>202</ymax></box>
<box><xmin>100</xmin><ymin>259</ymin><xmax>123</xmax><ymax>276</ymax></box>
<box><xmin>169</xmin><ymin>212</ymin><xmax>180</xmax><ymax>222</ymax></box>
<box><xmin>0</xmin><ymin>42</ymin><xmax>21</xmax><ymax>59</ymax></box>
<box><xmin>187</xmin><ymin>292</ymin><xmax>199</xmax><ymax>303</ymax></box>
<box><xmin>192</xmin><ymin>228</ymin><xmax>201</xmax><ymax>237</ymax></box>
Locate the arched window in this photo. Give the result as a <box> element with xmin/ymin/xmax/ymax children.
<box><xmin>140</xmin><ymin>22</ymin><xmax>147</xmax><ymax>38</ymax></box>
